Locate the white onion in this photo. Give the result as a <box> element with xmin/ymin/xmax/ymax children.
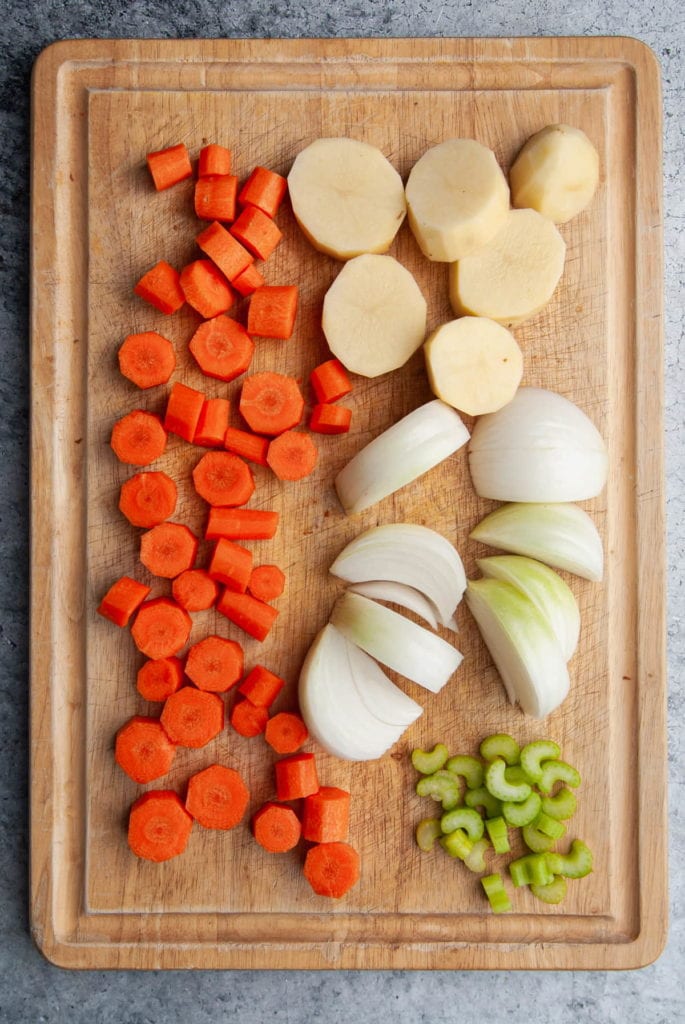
<box><xmin>348</xmin><ymin>581</ymin><xmax>440</xmax><ymax>630</ymax></box>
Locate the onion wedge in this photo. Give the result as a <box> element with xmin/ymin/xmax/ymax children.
<box><xmin>348</xmin><ymin>581</ymin><xmax>441</xmax><ymax>631</ymax></box>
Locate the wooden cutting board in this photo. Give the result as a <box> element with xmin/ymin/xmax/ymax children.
<box><xmin>30</xmin><ymin>37</ymin><xmax>665</xmax><ymax>970</ymax></box>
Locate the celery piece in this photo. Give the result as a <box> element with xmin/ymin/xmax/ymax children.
<box><xmin>540</xmin><ymin>787</ymin><xmax>577</xmax><ymax>820</ymax></box>
<box><xmin>479</xmin><ymin>733</ymin><xmax>520</xmax><ymax>765</ymax></box>
<box><xmin>485</xmin><ymin>758</ymin><xmax>532</xmax><ymax>803</ymax></box>
<box><xmin>415</xmin><ymin>817</ymin><xmax>443</xmax><ymax>852</ymax></box>
<box><xmin>521</xmin><ymin>823</ymin><xmax>556</xmax><ymax>853</ymax></box>
<box><xmin>416</xmin><ymin>769</ymin><xmax>461</xmax><ymax>810</ymax></box>
<box><xmin>412</xmin><ymin>743</ymin><xmax>449</xmax><ymax>775</ymax></box>
<box><xmin>509</xmin><ymin>853</ymin><xmax>555</xmax><ymax>888</ymax></box>
<box><xmin>440</xmin><ymin>828</ymin><xmax>473</xmax><ymax>860</ymax></box>
<box><xmin>502</xmin><ymin>791</ymin><xmax>542</xmax><ymax>827</ymax></box>
<box><xmin>440</xmin><ymin>806</ymin><xmax>485</xmax><ymax>841</ymax></box>
<box><xmin>481</xmin><ymin>872</ymin><xmax>512</xmax><ymax>913</ymax></box>
<box><xmin>446</xmin><ymin>754</ymin><xmax>484</xmax><ymax>790</ymax></box>
<box><xmin>546</xmin><ymin>840</ymin><xmax>593</xmax><ymax>879</ymax></box>
<box><xmin>531</xmin><ymin>875</ymin><xmax>568</xmax><ymax>905</ymax></box>
<box><xmin>520</xmin><ymin>740</ymin><xmax>561</xmax><ymax>783</ymax></box>
<box><xmin>538</xmin><ymin>759</ymin><xmax>581</xmax><ymax>795</ymax></box>
<box><xmin>534</xmin><ymin>811</ymin><xmax>566</xmax><ymax>840</ymax></box>
<box><xmin>508</xmin><ymin>857</ymin><xmax>533</xmax><ymax>888</ymax></box>
<box><xmin>465</xmin><ymin>786</ymin><xmax>502</xmax><ymax>819</ymax></box>
<box><xmin>485</xmin><ymin>815</ymin><xmax>511</xmax><ymax>854</ymax></box>
<box><xmin>464</xmin><ymin>838</ymin><xmax>491</xmax><ymax>874</ymax></box>
<box><xmin>504</xmin><ymin>765</ymin><xmax>529</xmax><ymax>786</ymax></box>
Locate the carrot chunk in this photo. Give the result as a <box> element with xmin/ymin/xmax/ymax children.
<box><xmin>196</xmin><ymin>221</ymin><xmax>253</xmax><ymax>282</ymax></box>
<box><xmin>128</xmin><ymin>790</ymin><xmax>193</xmax><ymax>862</ymax></box>
<box><xmin>134</xmin><ymin>260</ymin><xmax>185</xmax><ymax>314</ymax></box>
<box><xmin>301</xmin><ymin>786</ymin><xmax>350</xmax><ymax>843</ymax></box>
<box><xmin>110</xmin><ymin>410</ymin><xmax>167</xmax><ymax>466</ymax></box>
<box><xmin>252</xmin><ymin>802</ymin><xmax>301</xmax><ymax>853</ymax></box>
<box><xmin>238</xmin><ymin>166</ymin><xmax>287</xmax><ymax>218</ymax></box>
<box><xmin>185</xmin><ymin>635</ymin><xmax>244</xmax><ymax>693</ymax></box>
<box><xmin>247</xmin><ymin>285</ymin><xmax>298</xmax><ymax>340</ymax></box>
<box><xmin>309</xmin><ymin>403</ymin><xmax>352</xmax><ymax>435</ymax></box>
<box><xmin>239</xmin><ymin>372</ymin><xmax>304</xmax><ymax>435</ymax></box>
<box><xmin>198</xmin><ymin>144</ymin><xmax>232</xmax><ymax>178</ymax></box>
<box><xmin>205</xmin><ymin>507</ymin><xmax>279</xmax><ymax>541</ymax></box>
<box><xmin>230</xmin><ymin>206</ymin><xmax>282</xmax><ymax>261</ymax></box>
<box><xmin>230</xmin><ymin>698</ymin><xmax>269</xmax><ymax>737</ymax></box>
<box><xmin>265</xmin><ymin>712</ymin><xmax>309</xmax><ymax>755</ymax></box>
<box><xmin>217</xmin><ymin>589</ymin><xmax>279</xmax><ymax>642</ymax></box>
<box><xmin>115</xmin><ymin>715</ymin><xmax>177</xmax><ymax>783</ymax></box>
<box><xmin>131</xmin><ymin>597</ymin><xmax>192</xmax><ymax>659</ymax></box>
<box><xmin>275</xmin><ymin>752</ymin><xmax>319</xmax><ymax>801</ymax></box>
<box><xmin>164</xmin><ymin>382</ymin><xmax>206</xmax><ymax>442</ymax></box>
<box><xmin>185</xmin><ymin>764</ymin><xmax>249</xmax><ymax>830</ymax></box>
<box><xmin>303</xmin><ymin>842</ymin><xmax>360</xmax><ymax>898</ymax></box>
<box><xmin>194</xmin><ymin>397</ymin><xmax>230</xmax><ymax>448</ymax></box>
<box><xmin>136</xmin><ymin>656</ymin><xmax>184</xmax><ymax>702</ymax></box>
<box><xmin>194</xmin><ymin>176</ymin><xmax>238</xmax><ymax>222</ymax></box>
<box><xmin>180</xmin><ymin>260</ymin><xmax>235</xmax><ymax>319</ymax></box>
<box><xmin>192</xmin><ymin>450</ymin><xmax>255</xmax><ymax>507</ymax></box>
<box><xmin>309</xmin><ymin>358</ymin><xmax>352</xmax><ymax>403</ymax></box>
<box><xmin>189</xmin><ymin>315</ymin><xmax>255</xmax><ymax>382</ymax></box>
<box><xmin>231</xmin><ymin>262</ymin><xmax>265</xmax><ymax>297</ymax></box>
<box><xmin>160</xmin><ymin>686</ymin><xmax>224</xmax><ymax>748</ymax></box>
<box><xmin>172</xmin><ymin>569</ymin><xmax>218</xmax><ymax>612</ymax></box>
<box><xmin>146</xmin><ymin>143</ymin><xmax>192</xmax><ymax>191</ymax></box>
<box><xmin>208</xmin><ymin>538</ymin><xmax>253</xmax><ymax>593</ymax></box>
<box><xmin>237</xmin><ymin>664</ymin><xmax>285</xmax><ymax>707</ymax></box>
<box><xmin>118</xmin><ymin>331</ymin><xmax>176</xmax><ymax>389</ymax></box>
<box><xmin>140</xmin><ymin>522</ymin><xmax>198</xmax><ymax>579</ymax></box>
<box><xmin>248</xmin><ymin>564</ymin><xmax>285</xmax><ymax>602</ymax></box>
<box><xmin>119</xmin><ymin>470</ymin><xmax>177</xmax><ymax>528</ymax></box>
<box><xmin>97</xmin><ymin>575</ymin><xmax>151</xmax><ymax>627</ymax></box>
<box><xmin>223</xmin><ymin>426</ymin><xmax>269</xmax><ymax>466</ymax></box>
<box><xmin>267</xmin><ymin>430</ymin><xmax>318</xmax><ymax>481</ymax></box>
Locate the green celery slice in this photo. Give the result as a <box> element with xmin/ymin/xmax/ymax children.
<box><xmin>440</xmin><ymin>828</ymin><xmax>473</xmax><ymax>860</ymax></box>
<box><xmin>540</xmin><ymin>787</ymin><xmax>577</xmax><ymax>820</ymax></box>
<box><xmin>534</xmin><ymin>811</ymin><xmax>566</xmax><ymax>840</ymax></box>
<box><xmin>520</xmin><ymin>740</ymin><xmax>561</xmax><ymax>783</ymax></box>
<box><xmin>485</xmin><ymin>815</ymin><xmax>511</xmax><ymax>854</ymax></box>
<box><xmin>416</xmin><ymin>770</ymin><xmax>461</xmax><ymax>810</ymax></box>
<box><xmin>464</xmin><ymin>838</ymin><xmax>491</xmax><ymax>874</ymax></box>
<box><xmin>546</xmin><ymin>840</ymin><xmax>593</xmax><ymax>879</ymax></box>
<box><xmin>415</xmin><ymin>817</ymin><xmax>443</xmax><ymax>852</ymax></box>
<box><xmin>446</xmin><ymin>755</ymin><xmax>484</xmax><ymax>789</ymax></box>
<box><xmin>504</xmin><ymin>765</ymin><xmax>530</xmax><ymax>786</ymax></box>
<box><xmin>538</xmin><ymin>759</ymin><xmax>581</xmax><ymax>794</ymax></box>
<box><xmin>521</xmin><ymin>823</ymin><xmax>556</xmax><ymax>853</ymax></box>
<box><xmin>465</xmin><ymin>786</ymin><xmax>502</xmax><ymax>819</ymax></box>
<box><xmin>485</xmin><ymin>758</ymin><xmax>532</xmax><ymax>802</ymax></box>
<box><xmin>502</xmin><ymin>791</ymin><xmax>542</xmax><ymax>827</ymax></box>
<box><xmin>481</xmin><ymin>872</ymin><xmax>511</xmax><ymax>913</ymax></box>
<box><xmin>479</xmin><ymin>733</ymin><xmax>521</xmax><ymax>765</ymax></box>
<box><xmin>440</xmin><ymin>806</ymin><xmax>485</xmax><ymax>841</ymax></box>
<box><xmin>531</xmin><ymin>875</ymin><xmax>568</xmax><ymax>905</ymax></box>
<box><xmin>510</xmin><ymin>853</ymin><xmax>555</xmax><ymax>888</ymax></box>
<box><xmin>412</xmin><ymin>743</ymin><xmax>449</xmax><ymax>775</ymax></box>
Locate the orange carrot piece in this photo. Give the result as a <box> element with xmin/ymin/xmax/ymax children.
<box><xmin>160</xmin><ymin>686</ymin><xmax>224</xmax><ymax>748</ymax></box>
<box><xmin>196</xmin><ymin>221</ymin><xmax>253</xmax><ymax>282</ymax></box>
<box><xmin>198</xmin><ymin>144</ymin><xmax>232</xmax><ymax>178</ymax></box>
<box><xmin>265</xmin><ymin>712</ymin><xmax>309</xmax><ymax>755</ymax></box>
<box><xmin>140</xmin><ymin>522</ymin><xmax>198</xmax><ymax>579</ymax></box>
<box><xmin>275</xmin><ymin>752</ymin><xmax>319</xmax><ymax>801</ymax></box>
<box><xmin>115</xmin><ymin>715</ymin><xmax>177</xmax><ymax>783</ymax></box>
<box><xmin>131</xmin><ymin>597</ymin><xmax>192</xmax><ymax>659</ymax></box>
<box><xmin>247</xmin><ymin>285</ymin><xmax>298</xmax><ymax>340</ymax></box>
<box><xmin>238</xmin><ymin>165</ymin><xmax>287</xmax><ymax>218</ymax></box>
<box><xmin>230</xmin><ymin>206</ymin><xmax>282</xmax><ymax>261</ymax></box>
<box><xmin>134</xmin><ymin>260</ymin><xmax>185</xmax><ymax>314</ymax></box>
<box><xmin>128</xmin><ymin>790</ymin><xmax>193</xmax><ymax>862</ymax></box>
<box><xmin>185</xmin><ymin>764</ymin><xmax>249</xmax><ymax>830</ymax></box>
<box><xmin>301</xmin><ymin>786</ymin><xmax>350</xmax><ymax>843</ymax></box>
<box><xmin>237</xmin><ymin>664</ymin><xmax>285</xmax><ymax>707</ymax></box>
<box><xmin>303</xmin><ymin>841</ymin><xmax>360</xmax><ymax>898</ymax></box>
<box><xmin>223</xmin><ymin>426</ymin><xmax>269</xmax><ymax>466</ymax></box>
<box><xmin>230</xmin><ymin>698</ymin><xmax>269</xmax><ymax>737</ymax></box>
<box><xmin>97</xmin><ymin>575</ymin><xmax>151</xmax><ymax>627</ymax></box>
<box><xmin>119</xmin><ymin>470</ymin><xmax>177</xmax><ymax>528</ymax></box>
<box><xmin>180</xmin><ymin>260</ymin><xmax>235</xmax><ymax>319</ymax></box>
<box><xmin>192</xmin><ymin>450</ymin><xmax>255</xmax><ymax>507</ymax></box>
<box><xmin>136</xmin><ymin>656</ymin><xmax>184</xmax><ymax>702</ymax></box>
<box><xmin>239</xmin><ymin>372</ymin><xmax>304</xmax><ymax>435</ymax></box>
<box><xmin>146</xmin><ymin>143</ymin><xmax>192</xmax><ymax>191</ymax></box>
<box><xmin>189</xmin><ymin>315</ymin><xmax>255</xmax><ymax>382</ymax></box>
<box><xmin>252</xmin><ymin>802</ymin><xmax>301</xmax><ymax>853</ymax></box>
<box><xmin>208</xmin><ymin>538</ymin><xmax>253</xmax><ymax>593</ymax></box>
<box><xmin>232</xmin><ymin>262</ymin><xmax>265</xmax><ymax>297</ymax></box>
<box><xmin>195</xmin><ymin>176</ymin><xmax>238</xmax><ymax>222</ymax></box>
<box><xmin>118</xmin><ymin>331</ymin><xmax>176</xmax><ymax>389</ymax></box>
<box><xmin>310</xmin><ymin>358</ymin><xmax>352</xmax><ymax>403</ymax></box>
<box><xmin>194</xmin><ymin>397</ymin><xmax>231</xmax><ymax>448</ymax></box>
<box><xmin>267</xmin><ymin>430</ymin><xmax>318</xmax><ymax>481</ymax></box>
<box><xmin>164</xmin><ymin>382</ymin><xmax>206</xmax><ymax>442</ymax></box>
<box><xmin>248</xmin><ymin>564</ymin><xmax>286</xmax><ymax>602</ymax></box>
<box><xmin>217</xmin><ymin>589</ymin><xmax>279</xmax><ymax>642</ymax></box>
<box><xmin>172</xmin><ymin>569</ymin><xmax>218</xmax><ymax>612</ymax></box>
<box><xmin>309</xmin><ymin>403</ymin><xmax>352</xmax><ymax>435</ymax></box>
<box><xmin>205</xmin><ymin>507</ymin><xmax>279</xmax><ymax>541</ymax></box>
<box><xmin>110</xmin><ymin>410</ymin><xmax>167</xmax><ymax>466</ymax></box>
<box><xmin>185</xmin><ymin>635</ymin><xmax>244</xmax><ymax>693</ymax></box>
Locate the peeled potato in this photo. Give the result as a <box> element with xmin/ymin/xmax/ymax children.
<box><xmin>405</xmin><ymin>139</ymin><xmax>510</xmax><ymax>262</ymax></box>
<box><xmin>510</xmin><ymin>124</ymin><xmax>600</xmax><ymax>223</ymax></box>
<box><xmin>424</xmin><ymin>317</ymin><xmax>523</xmax><ymax>416</ymax></box>
<box><xmin>449</xmin><ymin>209</ymin><xmax>566</xmax><ymax>327</ymax></box>
<box><xmin>322</xmin><ymin>254</ymin><xmax>427</xmax><ymax>378</ymax></box>
<box><xmin>287</xmin><ymin>137</ymin><xmax>406</xmax><ymax>259</ymax></box>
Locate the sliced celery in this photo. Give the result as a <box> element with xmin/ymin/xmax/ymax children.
<box><xmin>465</xmin><ymin>786</ymin><xmax>502</xmax><ymax>819</ymax></box>
<box><xmin>481</xmin><ymin>872</ymin><xmax>511</xmax><ymax>913</ymax></box>
<box><xmin>479</xmin><ymin>733</ymin><xmax>520</xmax><ymax>765</ymax></box>
<box><xmin>521</xmin><ymin>823</ymin><xmax>556</xmax><ymax>853</ymax></box>
<box><xmin>502</xmin><ymin>792</ymin><xmax>542</xmax><ymax>827</ymax></box>
<box><xmin>446</xmin><ymin>754</ymin><xmax>484</xmax><ymax>790</ymax></box>
<box><xmin>440</xmin><ymin>806</ymin><xmax>485</xmax><ymax>841</ymax></box>
<box><xmin>464</xmin><ymin>838</ymin><xmax>491</xmax><ymax>874</ymax></box>
<box><xmin>415</xmin><ymin>817</ymin><xmax>443</xmax><ymax>852</ymax></box>
<box><xmin>485</xmin><ymin>815</ymin><xmax>511</xmax><ymax>854</ymax></box>
<box><xmin>504</xmin><ymin>765</ymin><xmax>530</xmax><ymax>786</ymax></box>
<box><xmin>485</xmin><ymin>758</ymin><xmax>532</xmax><ymax>803</ymax></box>
<box><xmin>546</xmin><ymin>839</ymin><xmax>593</xmax><ymax>879</ymax></box>
<box><xmin>440</xmin><ymin>828</ymin><xmax>473</xmax><ymax>860</ymax></box>
<box><xmin>412</xmin><ymin>743</ymin><xmax>449</xmax><ymax>775</ymax></box>
<box><xmin>531</xmin><ymin>875</ymin><xmax>567</xmax><ymax>905</ymax></box>
<box><xmin>540</xmin><ymin>787</ymin><xmax>577</xmax><ymax>820</ymax></box>
<box><xmin>538</xmin><ymin>759</ymin><xmax>581</xmax><ymax>794</ymax></box>
<box><xmin>534</xmin><ymin>811</ymin><xmax>566</xmax><ymax>840</ymax></box>
<box><xmin>520</xmin><ymin>740</ymin><xmax>561</xmax><ymax>783</ymax></box>
<box><xmin>416</xmin><ymin>769</ymin><xmax>462</xmax><ymax>810</ymax></box>
<box><xmin>509</xmin><ymin>853</ymin><xmax>555</xmax><ymax>888</ymax></box>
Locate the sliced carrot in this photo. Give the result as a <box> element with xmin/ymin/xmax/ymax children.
<box><xmin>205</xmin><ymin>507</ymin><xmax>279</xmax><ymax>541</ymax></box>
<box><xmin>97</xmin><ymin>576</ymin><xmax>151</xmax><ymax>627</ymax></box>
<box><xmin>164</xmin><ymin>381</ymin><xmax>206</xmax><ymax>442</ymax></box>
<box><xmin>192</xmin><ymin>450</ymin><xmax>255</xmax><ymax>507</ymax></box>
<box><xmin>131</xmin><ymin>597</ymin><xmax>192</xmax><ymax>659</ymax></box>
<box><xmin>196</xmin><ymin>221</ymin><xmax>253</xmax><ymax>282</ymax></box>
<box><xmin>208</xmin><ymin>538</ymin><xmax>253</xmax><ymax>593</ymax></box>
<box><xmin>230</xmin><ymin>206</ymin><xmax>282</xmax><ymax>261</ymax></box>
<box><xmin>303</xmin><ymin>842</ymin><xmax>360</xmax><ymax>898</ymax></box>
<box><xmin>180</xmin><ymin>259</ymin><xmax>235</xmax><ymax>319</ymax></box>
<box><xmin>301</xmin><ymin>786</ymin><xmax>350</xmax><ymax>843</ymax></box>
<box><xmin>185</xmin><ymin>635</ymin><xmax>244</xmax><ymax>693</ymax></box>
<box><xmin>267</xmin><ymin>430</ymin><xmax>318</xmax><ymax>481</ymax></box>
<box><xmin>223</xmin><ymin>426</ymin><xmax>269</xmax><ymax>466</ymax></box>
<box><xmin>238</xmin><ymin>165</ymin><xmax>287</xmax><ymax>218</ymax></box>
<box><xmin>252</xmin><ymin>802</ymin><xmax>301</xmax><ymax>853</ymax></box>
<box><xmin>239</xmin><ymin>372</ymin><xmax>304</xmax><ymax>435</ymax></box>
<box><xmin>195</xmin><ymin>176</ymin><xmax>238</xmax><ymax>222</ymax></box>
<box><xmin>185</xmin><ymin>764</ymin><xmax>249</xmax><ymax>830</ymax></box>
<box><xmin>247</xmin><ymin>285</ymin><xmax>298</xmax><ymax>340</ymax></box>
<box><xmin>237</xmin><ymin>664</ymin><xmax>285</xmax><ymax>707</ymax></box>
<box><xmin>230</xmin><ymin>698</ymin><xmax>268</xmax><ymax>737</ymax></box>
<box><xmin>160</xmin><ymin>686</ymin><xmax>224</xmax><ymax>748</ymax></box>
<box><xmin>136</xmin><ymin>656</ymin><xmax>184</xmax><ymax>702</ymax></box>
<box><xmin>309</xmin><ymin>403</ymin><xmax>352</xmax><ymax>435</ymax></box>
<box><xmin>115</xmin><ymin>715</ymin><xmax>177</xmax><ymax>783</ymax></box>
<box><xmin>274</xmin><ymin>752</ymin><xmax>319</xmax><ymax>801</ymax></box>
<box><xmin>128</xmin><ymin>790</ymin><xmax>193</xmax><ymax>862</ymax></box>
<box><xmin>172</xmin><ymin>569</ymin><xmax>218</xmax><ymax>612</ymax></box>
<box><xmin>134</xmin><ymin>260</ymin><xmax>185</xmax><ymax>314</ymax></box>
<box><xmin>119</xmin><ymin>470</ymin><xmax>177</xmax><ymax>528</ymax></box>
<box><xmin>232</xmin><ymin>262</ymin><xmax>265</xmax><ymax>297</ymax></box>
<box><xmin>194</xmin><ymin>397</ymin><xmax>230</xmax><ymax>447</ymax></box>
<box><xmin>265</xmin><ymin>712</ymin><xmax>309</xmax><ymax>755</ymax></box>
<box><xmin>189</xmin><ymin>315</ymin><xmax>255</xmax><ymax>382</ymax></box>
<box><xmin>309</xmin><ymin>358</ymin><xmax>352</xmax><ymax>403</ymax></box>
<box><xmin>110</xmin><ymin>410</ymin><xmax>167</xmax><ymax>466</ymax></box>
<box><xmin>140</xmin><ymin>522</ymin><xmax>198</xmax><ymax>579</ymax></box>
<box><xmin>118</xmin><ymin>331</ymin><xmax>176</xmax><ymax>389</ymax></box>
<box><xmin>248</xmin><ymin>564</ymin><xmax>285</xmax><ymax>602</ymax></box>
<box><xmin>146</xmin><ymin>143</ymin><xmax>192</xmax><ymax>191</ymax></box>
<box><xmin>198</xmin><ymin>144</ymin><xmax>232</xmax><ymax>178</ymax></box>
<box><xmin>217</xmin><ymin>589</ymin><xmax>279</xmax><ymax>642</ymax></box>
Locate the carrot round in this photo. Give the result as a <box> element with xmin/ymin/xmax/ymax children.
<box><xmin>264</xmin><ymin>712</ymin><xmax>308</xmax><ymax>755</ymax></box>
<box><xmin>205</xmin><ymin>507</ymin><xmax>279</xmax><ymax>541</ymax></box>
<box><xmin>119</xmin><ymin>470</ymin><xmax>177</xmax><ymax>528</ymax></box>
<box><xmin>146</xmin><ymin>143</ymin><xmax>192</xmax><ymax>191</ymax></box>
<box><xmin>160</xmin><ymin>686</ymin><xmax>224</xmax><ymax>748</ymax></box>
<box><xmin>229</xmin><ymin>698</ymin><xmax>268</xmax><ymax>737</ymax></box>
<box><xmin>194</xmin><ymin>397</ymin><xmax>230</xmax><ymax>448</ymax></box>
<box><xmin>185</xmin><ymin>764</ymin><xmax>249</xmax><ymax>830</ymax></box>
<box><xmin>189</xmin><ymin>315</ymin><xmax>255</xmax><ymax>382</ymax></box>
<box><xmin>192</xmin><ymin>450</ymin><xmax>255</xmax><ymax>507</ymax></box>
<box><xmin>309</xmin><ymin>403</ymin><xmax>352</xmax><ymax>435</ymax></box>
<box><xmin>231</xmin><ymin>262</ymin><xmax>265</xmax><ymax>297</ymax></box>
<box><xmin>118</xmin><ymin>331</ymin><xmax>176</xmax><ymax>389</ymax></box>
<box><xmin>238</xmin><ymin>166</ymin><xmax>287</xmax><ymax>218</ymax></box>
<box><xmin>274</xmin><ymin>752</ymin><xmax>319</xmax><ymax>801</ymax></box>
<box><xmin>208</xmin><ymin>538</ymin><xmax>253</xmax><ymax>593</ymax></box>
<box><xmin>131</xmin><ymin>598</ymin><xmax>192</xmax><ymax>659</ymax></box>
<box><xmin>309</xmin><ymin>358</ymin><xmax>352</xmax><ymax>404</ymax></box>
<box><xmin>110</xmin><ymin>410</ymin><xmax>167</xmax><ymax>466</ymax></box>
<box><xmin>198</xmin><ymin>144</ymin><xmax>232</xmax><ymax>178</ymax></box>
<box><xmin>196</xmin><ymin>221</ymin><xmax>253</xmax><ymax>282</ymax></box>
<box><xmin>238</xmin><ymin>664</ymin><xmax>285</xmax><ymax>707</ymax></box>
<box><xmin>115</xmin><ymin>715</ymin><xmax>177</xmax><ymax>783</ymax></box>
<box><xmin>134</xmin><ymin>260</ymin><xmax>185</xmax><ymax>314</ymax></box>
<box><xmin>223</xmin><ymin>426</ymin><xmax>269</xmax><ymax>466</ymax></box>
<box><xmin>266</xmin><ymin>430</ymin><xmax>318</xmax><ymax>481</ymax></box>
<box><xmin>164</xmin><ymin>382</ymin><xmax>206</xmax><ymax>442</ymax></box>
<box><xmin>303</xmin><ymin>842</ymin><xmax>360</xmax><ymax>899</ymax></box>
<box><xmin>252</xmin><ymin>802</ymin><xmax>301</xmax><ymax>853</ymax></box>
<box><xmin>136</xmin><ymin>656</ymin><xmax>184</xmax><ymax>702</ymax></box>
<box><xmin>140</xmin><ymin>522</ymin><xmax>198</xmax><ymax>579</ymax></box>
<box><xmin>97</xmin><ymin>575</ymin><xmax>151</xmax><ymax>628</ymax></box>
<box><xmin>217</xmin><ymin>589</ymin><xmax>279</xmax><ymax>642</ymax></box>
<box><xmin>301</xmin><ymin>786</ymin><xmax>350</xmax><ymax>843</ymax></box>
<box><xmin>171</xmin><ymin>569</ymin><xmax>218</xmax><ymax>612</ymax></box>
<box><xmin>128</xmin><ymin>790</ymin><xmax>193</xmax><ymax>863</ymax></box>
<box><xmin>185</xmin><ymin>635</ymin><xmax>244</xmax><ymax>693</ymax></box>
<box><xmin>247</xmin><ymin>285</ymin><xmax>298</xmax><ymax>340</ymax></box>
<box><xmin>239</xmin><ymin>372</ymin><xmax>304</xmax><ymax>436</ymax></box>
<box><xmin>180</xmin><ymin>260</ymin><xmax>235</xmax><ymax>320</ymax></box>
<box><xmin>248</xmin><ymin>564</ymin><xmax>285</xmax><ymax>602</ymax></box>
<box><xmin>230</xmin><ymin>206</ymin><xmax>282</xmax><ymax>261</ymax></box>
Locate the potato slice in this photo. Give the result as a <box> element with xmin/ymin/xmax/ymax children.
<box><xmin>322</xmin><ymin>254</ymin><xmax>427</xmax><ymax>377</ymax></box>
<box><xmin>287</xmin><ymin>137</ymin><xmax>406</xmax><ymax>259</ymax></box>
<box><xmin>510</xmin><ymin>124</ymin><xmax>600</xmax><ymax>223</ymax></box>
<box><xmin>405</xmin><ymin>139</ymin><xmax>510</xmax><ymax>262</ymax></box>
<box><xmin>449</xmin><ymin>209</ymin><xmax>566</xmax><ymax>327</ymax></box>
<box><xmin>424</xmin><ymin>317</ymin><xmax>523</xmax><ymax>416</ymax></box>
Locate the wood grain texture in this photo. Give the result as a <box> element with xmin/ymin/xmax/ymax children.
<box><xmin>30</xmin><ymin>37</ymin><xmax>665</xmax><ymax>970</ymax></box>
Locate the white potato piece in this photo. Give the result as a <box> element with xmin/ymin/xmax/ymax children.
<box><xmin>287</xmin><ymin>137</ymin><xmax>406</xmax><ymax>259</ymax></box>
<box><xmin>424</xmin><ymin>317</ymin><xmax>523</xmax><ymax>416</ymax></box>
<box><xmin>405</xmin><ymin>139</ymin><xmax>510</xmax><ymax>262</ymax></box>
<box><xmin>449</xmin><ymin>208</ymin><xmax>566</xmax><ymax>327</ymax></box>
<box><xmin>510</xmin><ymin>124</ymin><xmax>600</xmax><ymax>223</ymax></box>
<box><xmin>322</xmin><ymin>253</ymin><xmax>427</xmax><ymax>377</ymax></box>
